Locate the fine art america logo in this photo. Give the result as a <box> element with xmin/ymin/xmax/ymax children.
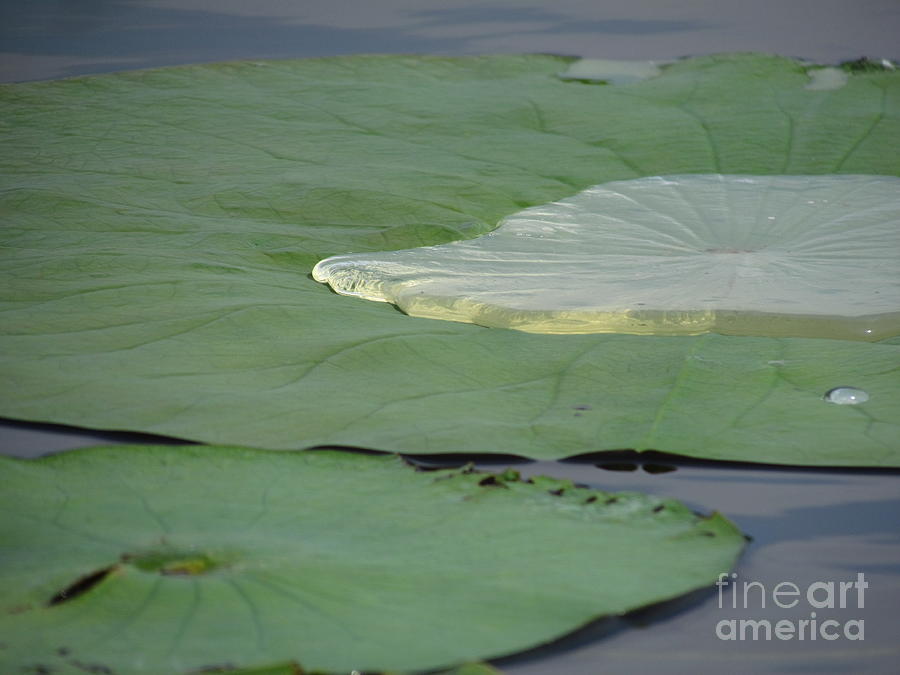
<box><xmin>715</xmin><ymin>572</ymin><xmax>868</xmax><ymax>641</ymax></box>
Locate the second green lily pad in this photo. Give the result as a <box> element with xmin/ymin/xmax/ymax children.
<box><xmin>0</xmin><ymin>445</ymin><xmax>744</xmax><ymax>674</ymax></box>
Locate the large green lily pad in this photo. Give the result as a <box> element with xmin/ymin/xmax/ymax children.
<box><xmin>0</xmin><ymin>445</ymin><xmax>744</xmax><ymax>674</ymax></box>
<box><xmin>1</xmin><ymin>53</ymin><xmax>898</xmax><ymax>464</ymax></box>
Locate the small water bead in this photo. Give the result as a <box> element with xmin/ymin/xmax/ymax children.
<box><xmin>824</xmin><ymin>387</ymin><xmax>870</xmax><ymax>405</ymax></box>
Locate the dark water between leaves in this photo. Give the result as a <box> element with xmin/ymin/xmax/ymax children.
<box><xmin>2</xmin><ymin>1</ymin><xmax>899</xmax><ymax>673</ymax></box>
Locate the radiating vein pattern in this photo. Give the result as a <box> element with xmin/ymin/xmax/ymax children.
<box><xmin>314</xmin><ymin>174</ymin><xmax>900</xmax><ymax>340</ymax></box>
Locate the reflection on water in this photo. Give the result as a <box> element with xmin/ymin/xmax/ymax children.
<box><xmin>1</xmin><ymin>0</ymin><xmax>899</xmax><ymax>82</ymax></box>
<box><xmin>598</xmin><ymin>461</ymin><xmax>678</xmax><ymax>473</ymax></box>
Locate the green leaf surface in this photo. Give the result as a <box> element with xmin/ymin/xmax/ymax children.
<box><xmin>1</xmin><ymin>53</ymin><xmax>898</xmax><ymax>463</ymax></box>
<box><xmin>0</xmin><ymin>445</ymin><xmax>744</xmax><ymax>674</ymax></box>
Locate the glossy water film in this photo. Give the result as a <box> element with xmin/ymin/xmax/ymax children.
<box><xmin>804</xmin><ymin>67</ymin><xmax>848</xmax><ymax>90</ymax></box>
<box><xmin>558</xmin><ymin>58</ymin><xmax>663</xmax><ymax>84</ymax></box>
<box><xmin>824</xmin><ymin>387</ymin><xmax>870</xmax><ymax>405</ymax></box>
<box><xmin>313</xmin><ymin>174</ymin><xmax>900</xmax><ymax>341</ymax></box>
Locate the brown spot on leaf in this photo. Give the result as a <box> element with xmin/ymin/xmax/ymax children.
<box><xmin>48</xmin><ymin>566</ymin><xmax>117</xmax><ymax>607</ymax></box>
<box><xmin>478</xmin><ymin>475</ymin><xmax>508</xmax><ymax>488</ymax></box>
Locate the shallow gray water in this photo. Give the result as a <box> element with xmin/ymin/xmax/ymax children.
<box><xmin>1</xmin><ymin>0</ymin><xmax>898</xmax><ymax>83</ymax></box>
<box><xmin>2</xmin><ymin>2</ymin><xmax>899</xmax><ymax>673</ymax></box>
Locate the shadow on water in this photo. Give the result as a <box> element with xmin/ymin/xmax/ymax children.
<box><xmin>491</xmin><ymin>586</ymin><xmax>717</xmax><ymax>669</ymax></box>
<box><xmin>564</xmin><ymin>448</ymin><xmax>900</xmax><ymax>473</ymax></box>
<box><xmin>0</xmin><ymin>417</ymin><xmax>197</xmax><ymax>458</ymax></box>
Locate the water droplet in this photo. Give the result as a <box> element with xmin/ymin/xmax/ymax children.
<box><xmin>824</xmin><ymin>387</ymin><xmax>870</xmax><ymax>405</ymax></box>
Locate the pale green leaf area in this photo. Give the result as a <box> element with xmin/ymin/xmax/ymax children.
<box><xmin>0</xmin><ymin>445</ymin><xmax>744</xmax><ymax>674</ymax></box>
<box><xmin>313</xmin><ymin>174</ymin><xmax>900</xmax><ymax>340</ymax></box>
<box><xmin>1</xmin><ymin>53</ymin><xmax>899</xmax><ymax>464</ymax></box>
